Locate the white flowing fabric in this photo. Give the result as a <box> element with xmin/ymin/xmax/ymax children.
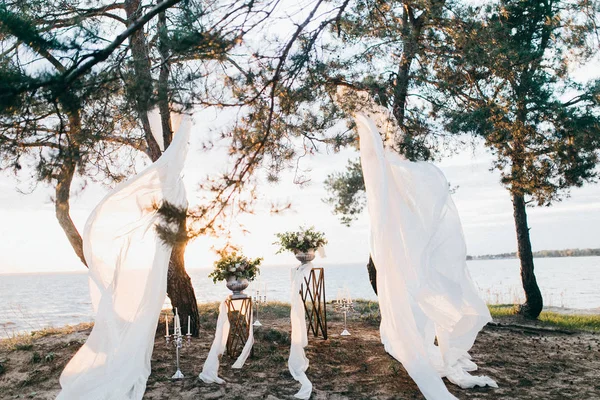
<box><xmin>199</xmin><ymin>297</ymin><xmax>254</xmax><ymax>384</ymax></box>
<box><xmin>288</xmin><ymin>262</ymin><xmax>314</xmax><ymax>399</ymax></box>
<box><xmin>356</xmin><ymin>112</ymin><xmax>497</xmax><ymax>400</ymax></box>
<box><xmin>57</xmin><ymin>116</ymin><xmax>191</xmax><ymax>400</ymax></box>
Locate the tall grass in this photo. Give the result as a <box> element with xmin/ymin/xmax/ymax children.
<box><xmin>538</xmin><ymin>312</ymin><xmax>600</xmax><ymax>332</ymax></box>
<box><xmin>488</xmin><ymin>304</ymin><xmax>600</xmax><ymax>332</ymax></box>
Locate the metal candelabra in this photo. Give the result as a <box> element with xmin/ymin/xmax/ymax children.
<box><xmin>253</xmin><ymin>284</ymin><xmax>268</xmax><ymax>327</ymax></box>
<box><xmin>164</xmin><ymin>308</ymin><xmax>192</xmax><ymax>379</ymax></box>
<box><xmin>335</xmin><ymin>289</ymin><xmax>354</xmax><ymax>336</ymax></box>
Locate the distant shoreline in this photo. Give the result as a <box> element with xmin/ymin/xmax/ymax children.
<box><xmin>468</xmin><ymin>248</ymin><xmax>600</xmax><ymax>261</ymax></box>
<box><xmin>2</xmin><ymin>254</ymin><xmax>600</xmax><ymax>274</ymax></box>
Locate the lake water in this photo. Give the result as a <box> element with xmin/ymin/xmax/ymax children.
<box><xmin>1</xmin><ymin>257</ymin><xmax>599</xmax><ymax>338</ymax></box>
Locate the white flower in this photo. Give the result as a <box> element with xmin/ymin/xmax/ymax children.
<box><xmin>229</xmin><ymin>266</ymin><xmax>236</xmax><ymax>272</ymax></box>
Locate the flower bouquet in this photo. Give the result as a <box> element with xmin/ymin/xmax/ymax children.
<box><xmin>209</xmin><ymin>252</ymin><xmax>262</xmax><ymax>298</ymax></box>
<box><xmin>274</xmin><ymin>226</ymin><xmax>327</xmax><ymax>263</ymax></box>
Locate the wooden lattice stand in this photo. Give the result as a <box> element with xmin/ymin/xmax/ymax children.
<box><xmin>300</xmin><ymin>267</ymin><xmax>328</xmax><ymax>340</ymax></box>
<box><xmin>225</xmin><ymin>297</ymin><xmax>252</xmax><ymax>358</ymax></box>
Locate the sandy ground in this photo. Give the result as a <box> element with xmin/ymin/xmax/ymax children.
<box><xmin>1</xmin><ymin>302</ymin><xmax>599</xmax><ymax>400</ymax></box>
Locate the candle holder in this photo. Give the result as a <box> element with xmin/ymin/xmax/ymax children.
<box><xmin>334</xmin><ymin>289</ymin><xmax>354</xmax><ymax>336</ymax></box>
<box><xmin>253</xmin><ymin>284</ymin><xmax>268</xmax><ymax>327</ymax></box>
<box><xmin>164</xmin><ymin>309</ymin><xmax>192</xmax><ymax>380</ymax></box>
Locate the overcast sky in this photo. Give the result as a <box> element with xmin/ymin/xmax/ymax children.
<box><xmin>1</xmin><ymin>106</ymin><xmax>600</xmax><ymax>274</ymax></box>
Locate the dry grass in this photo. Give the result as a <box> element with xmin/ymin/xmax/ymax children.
<box><xmin>2</xmin><ymin>301</ymin><xmax>600</xmax><ymax>399</ymax></box>
<box><xmin>0</xmin><ymin>333</ymin><xmax>33</xmax><ymax>352</ymax></box>
<box><xmin>0</xmin><ymin>323</ymin><xmax>94</xmax><ymax>352</ymax></box>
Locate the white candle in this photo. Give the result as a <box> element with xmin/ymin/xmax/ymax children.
<box><xmin>177</xmin><ymin>314</ymin><xmax>181</xmax><ymax>334</ymax></box>
<box><xmin>187</xmin><ymin>315</ymin><xmax>191</xmax><ymax>335</ymax></box>
<box><xmin>165</xmin><ymin>314</ymin><xmax>169</xmax><ymax>336</ymax></box>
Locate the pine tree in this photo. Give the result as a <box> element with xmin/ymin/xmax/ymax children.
<box><xmin>0</xmin><ymin>0</ymin><xmax>268</xmax><ymax>334</ymax></box>
<box><xmin>320</xmin><ymin>0</ymin><xmax>454</xmax><ymax>293</ymax></box>
<box><xmin>435</xmin><ymin>0</ymin><xmax>600</xmax><ymax>318</ymax></box>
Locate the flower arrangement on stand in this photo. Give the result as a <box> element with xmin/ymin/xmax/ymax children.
<box><xmin>274</xmin><ymin>226</ymin><xmax>328</xmax><ymax>263</ymax></box>
<box><xmin>209</xmin><ymin>252</ymin><xmax>262</xmax><ymax>299</ymax></box>
<box><xmin>275</xmin><ymin>226</ymin><xmax>329</xmax><ymax>340</ymax></box>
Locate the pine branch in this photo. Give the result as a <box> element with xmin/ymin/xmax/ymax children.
<box><xmin>155</xmin><ymin>201</ymin><xmax>189</xmax><ymax>246</ymax></box>
<box><xmin>1</xmin><ymin>0</ymin><xmax>183</xmax><ymax>101</ymax></box>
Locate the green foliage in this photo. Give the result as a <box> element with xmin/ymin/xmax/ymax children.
<box><xmin>208</xmin><ymin>251</ymin><xmax>262</xmax><ymax>283</ymax></box>
<box><xmin>0</xmin><ymin>63</ymin><xmax>29</xmax><ymax>113</ymax></box>
<box><xmin>273</xmin><ymin>226</ymin><xmax>327</xmax><ymax>254</ymax></box>
<box><xmin>319</xmin><ymin>0</ymin><xmax>456</xmax><ymax>224</ymax></box>
<box><xmin>0</xmin><ymin>0</ymin><xmax>270</xmax><ymax>245</ymax></box>
<box><xmin>538</xmin><ymin>312</ymin><xmax>600</xmax><ymax>333</ymax></box>
<box><xmin>0</xmin><ymin>0</ymin><xmax>145</xmax><ymax>189</ymax></box>
<box><xmin>438</xmin><ymin>0</ymin><xmax>600</xmax><ymax>205</ymax></box>
<box><xmin>255</xmin><ymin>328</ymin><xmax>290</xmax><ymax>345</ymax></box>
<box><xmin>30</xmin><ymin>352</ymin><xmax>42</xmax><ymax>364</ymax></box>
<box><xmin>488</xmin><ymin>304</ymin><xmax>600</xmax><ymax>332</ymax></box>
<box><xmin>431</xmin><ymin>0</ymin><xmax>600</xmax><ymax>318</ymax></box>
<box><xmin>259</xmin><ymin>301</ymin><xmax>291</xmax><ymax>319</ymax></box>
<box><xmin>351</xmin><ymin>299</ymin><xmax>381</xmax><ymax>326</ymax></box>
<box><xmin>169</xmin><ymin>29</ymin><xmax>235</xmax><ymax>61</ymax></box>
<box><xmin>155</xmin><ymin>201</ymin><xmax>188</xmax><ymax>247</ymax></box>
<box><xmin>0</xmin><ymin>4</ymin><xmax>66</xmax><ymax>53</ymax></box>
<box><xmin>487</xmin><ymin>304</ymin><xmax>519</xmax><ymax>318</ymax></box>
<box><xmin>323</xmin><ymin>158</ymin><xmax>366</xmax><ymax>226</ymax></box>
<box><xmin>330</xmin><ymin>0</ymin><xmax>452</xmax><ymax>158</ymax></box>
<box><xmin>14</xmin><ymin>343</ymin><xmax>33</xmax><ymax>351</ymax></box>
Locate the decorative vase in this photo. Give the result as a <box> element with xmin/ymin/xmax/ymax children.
<box><xmin>294</xmin><ymin>248</ymin><xmax>316</xmax><ymax>264</ymax></box>
<box><xmin>226</xmin><ymin>276</ymin><xmax>250</xmax><ymax>299</ymax></box>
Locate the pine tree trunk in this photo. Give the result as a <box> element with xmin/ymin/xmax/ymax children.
<box><xmin>55</xmin><ymin>161</ymin><xmax>87</xmax><ymax>267</ymax></box>
<box><xmin>123</xmin><ymin>0</ymin><xmax>200</xmax><ymax>335</ymax></box>
<box><xmin>167</xmin><ymin>239</ymin><xmax>200</xmax><ymax>336</ymax></box>
<box><xmin>367</xmin><ymin>255</ymin><xmax>378</xmax><ymax>295</ymax></box>
<box><xmin>512</xmin><ymin>192</ymin><xmax>543</xmax><ymax>319</ymax></box>
<box><xmin>159</xmin><ymin>185</ymin><xmax>200</xmax><ymax>337</ymax></box>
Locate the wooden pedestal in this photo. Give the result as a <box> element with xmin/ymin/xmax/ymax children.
<box><xmin>300</xmin><ymin>267</ymin><xmax>328</xmax><ymax>340</ymax></box>
<box><xmin>225</xmin><ymin>297</ymin><xmax>252</xmax><ymax>358</ymax></box>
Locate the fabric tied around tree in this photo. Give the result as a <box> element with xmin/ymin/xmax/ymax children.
<box><xmin>199</xmin><ymin>297</ymin><xmax>254</xmax><ymax>384</ymax></box>
<box><xmin>57</xmin><ymin>114</ymin><xmax>191</xmax><ymax>400</ymax></box>
<box><xmin>356</xmin><ymin>111</ymin><xmax>497</xmax><ymax>400</ymax></box>
<box><xmin>289</xmin><ymin>261</ymin><xmax>314</xmax><ymax>399</ymax></box>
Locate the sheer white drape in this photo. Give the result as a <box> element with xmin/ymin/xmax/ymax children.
<box><xmin>199</xmin><ymin>297</ymin><xmax>254</xmax><ymax>383</ymax></box>
<box><xmin>356</xmin><ymin>112</ymin><xmax>497</xmax><ymax>400</ymax></box>
<box><xmin>288</xmin><ymin>262</ymin><xmax>314</xmax><ymax>399</ymax></box>
<box><xmin>57</xmin><ymin>115</ymin><xmax>191</xmax><ymax>400</ymax></box>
